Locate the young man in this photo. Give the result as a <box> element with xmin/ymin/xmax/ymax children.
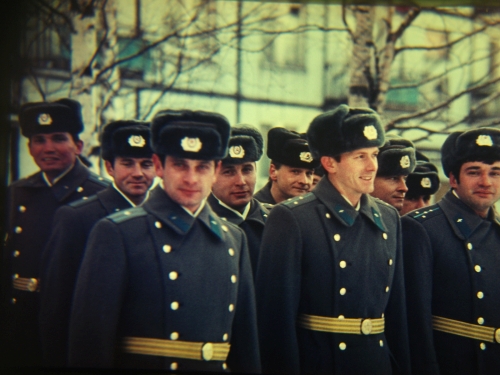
<box><xmin>371</xmin><ymin>136</ymin><xmax>416</xmax><ymax>212</ymax></box>
<box><xmin>1</xmin><ymin>98</ymin><xmax>109</xmax><ymax>367</ymax></box>
<box><xmin>39</xmin><ymin>120</ymin><xmax>155</xmax><ymax>367</ymax></box>
<box><xmin>68</xmin><ymin>110</ymin><xmax>260</xmax><ymax>373</ymax></box>
<box><xmin>209</xmin><ymin>126</ymin><xmax>269</xmax><ymax>276</ymax></box>
<box><xmin>310</xmin><ymin>164</ymin><xmax>326</xmax><ymax>191</ymax></box>
<box><xmin>402</xmin><ymin>128</ymin><xmax>500</xmax><ymax>374</ymax></box>
<box><xmin>256</xmin><ymin>104</ymin><xmax>410</xmax><ymax>374</ymax></box>
<box><xmin>254</xmin><ymin>127</ymin><xmax>319</xmax><ymax>204</ymax></box>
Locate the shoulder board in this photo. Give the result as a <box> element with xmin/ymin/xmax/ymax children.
<box><xmin>69</xmin><ymin>194</ymin><xmax>99</xmax><ymax>208</ymax></box>
<box><xmin>108</xmin><ymin>207</ymin><xmax>147</xmax><ymax>224</ymax></box>
<box><xmin>87</xmin><ymin>173</ymin><xmax>110</xmax><ymax>187</ymax></box>
<box><xmin>372</xmin><ymin>196</ymin><xmax>394</xmax><ymax>209</ymax></box>
<box><xmin>282</xmin><ymin>192</ymin><xmax>316</xmax><ymax>208</ymax></box>
<box><xmin>260</xmin><ymin>202</ymin><xmax>274</xmax><ymax>211</ymax></box>
<box><xmin>406</xmin><ymin>205</ymin><xmax>441</xmax><ymax>222</ymax></box>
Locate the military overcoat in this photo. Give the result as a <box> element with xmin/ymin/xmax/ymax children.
<box><xmin>254</xmin><ymin>181</ymin><xmax>276</xmax><ymax>205</ymax></box>
<box><xmin>402</xmin><ymin>191</ymin><xmax>500</xmax><ymax>375</ymax></box>
<box><xmin>1</xmin><ymin>158</ymin><xmax>108</xmax><ymax>367</ymax></box>
<box><xmin>68</xmin><ymin>186</ymin><xmax>260</xmax><ymax>373</ymax></box>
<box><xmin>255</xmin><ymin>177</ymin><xmax>411</xmax><ymax>375</ymax></box>
<box><xmin>39</xmin><ymin>185</ymin><xmax>133</xmax><ymax>366</ymax></box>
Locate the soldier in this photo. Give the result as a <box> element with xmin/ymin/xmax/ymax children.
<box><xmin>256</xmin><ymin>104</ymin><xmax>411</xmax><ymax>375</ymax></box>
<box><xmin>68</xmin><ymin>110</ymin><xmax>260</xmax><ymax>373</ymax></box>
<box><xmin>402</xmin><ymin>128</ymin><xmax>500</xmax><ymax>374</ymax></box>
<box><xmin>310</xmin><ymin>164</ymin><xmax>326</xmax><ymax>191</ymax></box>
<box><xmin>400</xmin><ymin>152</ymin><xmax>440</xmax><ymax>215</ymax></box>
<box><xmin>370</xmin><ymin>136</ymin><xmax>416</xmax><ymax>212</ymax></box>
<box><xmin>0</xmin><ymin>98</ymin><xmax>109</xmax><ymax>368</ymax></box>
<box><xmin>209</xmin><ymin>125</ymin><xmax>269</xmax><ymax>277</ymax></box>
<box><xmin>254</xmin><ymin>127</ymin><xmax>319</xmax><ymax>204</ymax></box>
<box><xmin>39</xmin><ymin>120</ymin><xmax>155</xmax><ymax>367</ymax></box>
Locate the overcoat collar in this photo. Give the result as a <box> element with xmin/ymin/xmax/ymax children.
<box><xmin>208</xmin><ymin>194</ymin><xmax>269</xmax><ymax>226</ymax></box>
<box><xmin>97</xmin><ymin>185</ymin><xmax>133</xmax><ymax>214</ymax></box>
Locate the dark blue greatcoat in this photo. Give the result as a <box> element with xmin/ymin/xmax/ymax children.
<box><xmin>1</xmin><ymin>158</ymin><xmax>109</xmax><ymax>367</ymax></box>
<box><xmin>208</xmin><ymin>193</ymin><xmax>269</xmax><ymax>278</ymax></box>
<box><xmin>68</xmin><ymin>186</ymin><xmax>261</xmax><ymax>373</ymax></box>
<box><xmin>402</xmin><ymin>191</ymin><xmax>500</xmax><ymax>375</ymax></box>
<box><xmin>254</xmin><ymin>181</ymin><xmax>277</xmax><ymax>205</ymax></box>
<box><xmin>255</xmin><ymin>177</ymin><xmax>411</xmax><ymax>375</ymax></box>
<box><xmin>40</xmin><ymin>185</ymin><xmax>133</xmax><ymax>367</ymax></box>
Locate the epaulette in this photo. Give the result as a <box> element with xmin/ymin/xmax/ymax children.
<box><xmin>69</xmin><ymin>194</ymin><xmax>98</xmax><ymax>208</ymax></box>
<box><xmin>282</xmin><ymin>192</ymin><xmax>316</xmax><ymax>208</ymax></box>
<box><xmin>108</xmin><ymin>207</ymin><xmax>147</xmax><ymax>224</ymax></box>
<box><xmin>87</xmin><ymin>172</ymin><xmax>110</xmax><ymax>187</ymax></box>
<box><xmin>261</xmin><ymin>202</ymin><xmax>274</xmax><ymax>211</ymax></box>
<box><xmin>406</xmin><ymin>204</ymin><xmax>441</xmax><ymax>222</ymax></box>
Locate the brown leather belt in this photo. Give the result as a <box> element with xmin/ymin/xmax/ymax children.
<box><xmin>12</xmin><ymin>277</ymin><xmax>39</xmax><ymax>292</ymax></box>
<box><xmin>122</xmin><ymin>337</ymin><xmax>230</xmax><ymax>361</ymax></box>
<box><xmin>298</xmin><ymin>313</ymin><xmax>385</xmax><ymax>335</ymax></box>
<box><xmin>433</xmin><ymin>315</ymin><xmax>500</xmax><ymax>343</ymax></box>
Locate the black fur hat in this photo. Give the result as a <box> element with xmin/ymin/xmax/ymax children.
<box><xmin>19</xmin><ymin>98</ymin><xmax>84</xmax><ymax>138</ymax></box>
<box><xmin>406</xmin><ymin>160</ymin><xmax>440</xmax><ymax>198</ymax></box>
<box><xmin>151</xmin><ymin>109</ymin><xmax>230</xmax><ymax>160</ymax></box>
<box><xmin>223</xmin><ymin>125</ymin><xmax>264</xmax><ymax>164</ymax></box>
<box><xmin>376</xmin><ymin>136</ymin><xmax>416</xmax><ymax>177</ymax></box>
<box><xmin>441</xmin><ymin>128</ymin><xmax>500</xmax><ymax>177</ymax></box>
<box><xmin>267</xmin><ymin>127</ymin><xmax>319</xmax><ymax>169</ymax></box>
<box><xmin>100</xmin><ymin>120</ymin><xmax>153</xmax><ymax>161</ymax></box>
<box><xmin>306</xmin><ymin>104</ymin><xmax>385</xmax><ymax>158</ymax></box>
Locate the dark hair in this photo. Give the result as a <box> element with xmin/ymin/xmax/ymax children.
<box><xmin>450</xmin><ymin>156</ymin><xmax>498</xmax><ymax>183</ymax></box>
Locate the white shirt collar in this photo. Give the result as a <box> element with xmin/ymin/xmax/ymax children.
<box><xmin>341</xmin><ymin>194</ymin><xmax>361</xmax><ymax>211</ymax></box>
<box><xmin>214</xmin><ymin>195</ymin><xmax>251</xmax><ymax>220</ymax></box>
<box><xmin>182</xmin><ymin>198</ymin><xmax>207</xmax><ymax>217</ymax></box>
<box><xmin>112</xmin><ymin>182</ymin><xmax>150</xmax><ymax>207</ymax></box>
<box><xmin>43</xmin><ymin>163</ymin><xmax>75</xmax><ymax>187</ymax></box>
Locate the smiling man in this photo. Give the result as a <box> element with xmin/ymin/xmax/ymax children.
<box><xmin>0</xmin><ymin>99</ymin><xmax>109</xmax><ymax>368</ymax></box>
<box><xmin>402</xmin><ymin>128</ymin><xmax>500</xmax><ymax>374</ymax></box>
<box><xmin>209</xmin><ymin>126</ymin><xmax>269</xmax><ymax>276</ymax></box>
<box><xmin>39</xmin><ymin>120</ymin><xmax>155</xmax><ymax>367</ymax></box>
<box><xmin>256</xmin><ymin>105</ymin><xmax>410</xmax><ymax>375</ymax></box>
<box><xmin>68</xmin><ymin>110</ymin><xmax>260</xmax><ymax>373</ymax></box>
<box><xmin>254</xmin><ymin>127</ymin><xmax>319</xmax><ymax>204</ymax></box>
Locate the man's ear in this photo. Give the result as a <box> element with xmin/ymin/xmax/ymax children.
<box><xmin>269</xmin><ymin>163</ymin><xmax>278</xmax><ymax>182</ymax></box>
<box><xmin>152</xmin><ymin>154</ymin><xmax>164</xmax><ymax>179</ymax></box>
<box><xmin>75</xmin><ymin>140</ymin><xmax>84</xmax><ymax>155</ymax></box>
<box><xmin>449</xmin><ymin>171</ymin><xmax>458</xmax><ymax>189</ymax></box>
<box><xmin>321</xmin><ymin>156</ymin><xmax>336</xmax><ymax>174</ymax></box>
<box><xmin>104</xmin><ymin>160</ymin><xmax>114</xmax><ymax>177</ymax></box>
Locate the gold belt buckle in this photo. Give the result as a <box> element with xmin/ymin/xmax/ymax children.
<box><xmin>361</xmin><ymin>319</ymin><xmax>373</xmax><ymax>335</ymax></box>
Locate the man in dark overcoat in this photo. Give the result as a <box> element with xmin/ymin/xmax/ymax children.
<box><xmin>254</xmin><ymin>127</ymin><xmax>319</xmax><ymax>204</ymax></box>
<box><xmin>1</xmin><ymin>98</ymin><xmax>109</xmax><ymax>368</ymax></box>
<box><xmin>402</xmin><ymin>128</ymin><xmax>500</xmax><ymax>374</ymax></box>
<box><xmin>68</xmin><ymin>109</ymin><xmax>260</xmax><ymax>373</ymax></box>
<box><xmin>209</xmin><ymin>125</ymin><xmax>269</xmax><ymax>277</ymax></box>
<box><xmin>256</xmin><ymin>104</ymin><xmax>411</xmax><ymax>375</ymax></box>
<box><xmin>39</xmin><ymin>120</ymin><xmax>155</xmax><ymax>367</ymax></box>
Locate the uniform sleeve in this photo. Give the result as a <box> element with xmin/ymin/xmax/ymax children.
<box><xmin>383</xmin><ymin>216</ymin><xmax>412</xmax><ymax>375</ymax></box>
<box><xmin>401</xmin><ymin>215</ymin><xmax>440</xmax><ymax>375</ymax></box>
<box><xmin>39</xmin><ymin>206</ymin><xmax>87</xmax><ymax>366</ymax></box>
<box><xmin>255</xmin><ymin>204</ymin><xmax>302</xmax><ymax>375</ymax></box>
<box><xmin>68</xmin><ymin>218</ymin><xmax>127</xmax><ymax>368</ymax></box>
<box><xmin>227</xmin><ymin>228</ymin><xmax>261</xmax><ymax>374</ymax></box>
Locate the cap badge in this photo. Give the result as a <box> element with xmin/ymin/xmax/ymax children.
<box><xmin>363</xmin><ymin>125</ymin><xmax>378</xmax><ymax>140</ymax></box>
<box><xmin>421</xmin><ymin>177</ymin><xmax>431</xmax><ymax>188</ymax></box>
<box><xmin>229</xmin><ymin>145</ymin><xmax>245</xmax><ymax>158</ymax></box>
<box><xmin>38</xmin><ymin>113</ymin><xmax>53</xmax><ymax>125</ymax></box>
<box><xmin>400</xmin><ymin>155</ymin><xmax>410</xmax><ymax>168</ymax></box>
<box><xmin>181</xmin><ymin>137</ymin><xmax>202</xmax><ymax>152</ymax></box>
<box><xmin>300</xmin><ymin>152</ymin><xmax>313</xmax><ymax>163</ymax></box>
<box><xmin>476</xmin><ymin>135</ymin><xmax>493</xmax><ymax>147</ymax></box>
<box><xmin>128</xmin><ymin>135</ymin><xmax>146</xmax><ymax>148</ymax></box>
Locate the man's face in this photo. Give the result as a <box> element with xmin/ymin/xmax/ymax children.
<box><xmin>28</xmin><ymin>132</ymin><xmax>83</xmax><ymax>177</ymax></box>
<box><xmin>212</xmin><ymin>162</ymin><xmax>257</xmax><ymax>210</ymax></box>
<box><xmin>154</xmin><ymin>155</ymin><xmax>219</xmax><ymax>213</ymax></box>
<box><xmin>270</xmin><ymin>164</ymin><xmax>313</xmax><ymax>201</ymax></box>
<box><xmin>325</xmin><ymin>147</ymin><xmax>379</xmax><ymax>205</ymax></box>
<box><xmin>310</xmin><ymin>174</ymin><xmax>322</xmax><ymax>191</ymax></box>
<box><xmin>450</xmin><ymin>161</ymin><xmax>500</xmax><ymax>217</ymax></box>
<box><xmin>401</xmin><ymin>195</ymin><xmax>431</xmax><ymax>215</ymax></box>
<box><xmin>371</xmin><ymin>175</ymin><xmax>409</xmax><ymax>212</ymax></box>
<box><xmin>105</xmin><ymin>156</ymin><xmax>156</xmax><ymax>205</ymax></box>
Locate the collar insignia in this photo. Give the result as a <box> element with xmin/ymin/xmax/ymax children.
<box><xmin>38</xmin><ymin>113</ymin><xmax>53</xmax><ymax>125</ymax></box>
<box><xmin>300</xmin><ymin>151</ymin><xmax>313</xmax><ymax>163</ymax></box>
<box><xmin>128</xmin><ymin>135</ymin><xmax>146</xmax><ymax>147</ymax></box>
<box><xmin>181</xmin><ymin>137</ymin><xmax>202</xmax><ymax>152</ymax></box>
<box><xmin>421</xmin><ymin>177</ymin><xmax>431</xmax><ymax>188</ymax></box>
<box><xmin>363</xmin><ymin>125</ymin><xmax>378</xmax><ymax>140</ymax></box>
<box><xmin>229</xmin><ymin>145</ymin><xmax>245</xmax><ymax>158</ymax></box>
<box><xmin>476</xmin><ymin>135</ymin><xmax>493</xmax><ymax>147</ymax></box>
<box><xmin>400</xmin><ymin>155</ymin><xmax>410</xmax><ymax>168</ymax></box>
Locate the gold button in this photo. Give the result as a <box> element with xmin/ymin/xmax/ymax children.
<box><xmin>170</xmin><ymin>332</ymin><xmax>179</xmax><ymax>340</ymax></box>
<box><xmin>379</xmin><ymin>340</ymin><xmax>384</xmax><ymax>347</ymax></box>
<box><xmin>294</xmin><ymin>201</ymin><xmax>298</xmax><ymax>205</ymax></box>
<box><xmin>334</xmin><ymin>234</ymin><xmax>341</xmax><ymax>241</ymax></box>
<box><xmin>388</xmin><ymin>259</ymin><xmax>393</xmax><ymax>266</ymax></box>
<box><xmin>82</xmin><ymin>197</ymin><xmax>88</xmax><ymax>200</ymax></box>
<box><xmin>221</xmin><ymin>225</ymin><xmax>228</xmax><ymax>232</ymax></box>
<box><xmin>170</xmin><ymin>362</ymin><xmax>178</xmax><ymax>370</ymax></box>
<box><xmin>495</xmin><ymin>328</ymin><xmax>500</xmax><ymax>344</ymax></box>
<box><xmin>27</xmin><ymin>278</ymin><xmax>38</xmax><ymax>292</ymax></box>
<box><xmin>478</xmin><ymin>317</ymin><xmax>485</xmax><ymax>325</ymax></box>
<box><xmin>222</xmin><ymin>363</ymin><xmax>227</xmax><ymax>370</ymax></box>
<box><xmin>477</xmin><ymin>291</ymin><xmax>484</xmax><ymax>299</ymax></box>
<box><xmin>326</xmin><ymin>213</ymin><xmax>331</xmax><ymax>219</ymax></box>
<box><xmin>124</xmin><ymin>211</ymin><xmax>131</xmax><ymax>216</ymax></box>
<box><xmin>340</xmin><ymin>288</ymin><xmax>346</xmax><ymax>295</ymax></box>
<box><xmin>155</xmin><ymin>221</ymin><xmax>162</xmax><ymax>229</ymax></box>
<box><xmin>171</xmin><ymin>301</ymin><xmax>179</xmax><ymax>310</ymax></box>
<box><xmin>13</xmin><ymin>273</ymin><xmax>18</xmax><ymax>279</ymax></box>
<box><xmin>11</xmin><ymin>298</ymin><xmax>16</xmax><ymax>304</ymax></box>
<box><xmin>339</xmin><ymin>260</ymin><xmax>347</xmax><ymax>268</ymax></box>
<box><xmin>77</xmin><ymin>187</ymin><xmax>84</xmax><ymax>193</ymax></box>
<box><xmin>228</xmin><ymin>248</ymin><xmax>235</xmax><ymax>256</ymax></box>
<box><xmin>202</xmin><ymin>343</ymin><xmax>214</xmax><ymax>361</ymax></box>
<box><xmin>383</xmin><ymin>233</ymin><xmax>388</xmax><ymax>240</ymax></box>
<box><xmin>163</xmin><ymin>245</ymin><xmax>172</xmax><ymax>253</ymax></box>
<box><xmin>467</xmin><ymin>243</ymin><xmax>473</xmax><ymax>250</ymax></box>
<box><xmin>18</xmin><ymin>206</ymin><xmax>26</xmax><ymax>213</ymax></box>
<box><xmin>381</xmin><ymin>313</ymin><xmax>385</xmax><ymax>318</ymax></box>
<box><xmin>13</xmin><ymin>250</ymin><xmax>20</xmax><ymax>257</ymax></box>
<box><xmin>480</xmin><ymin>343</ymin><xmax>486</xmax><ymax>350</ymax></box>
<box><xmin>229</xmin><ymin>304</ymin><xmax>234</xmax><ymax>312</ymax></box>
<box><xmin>338</xmin><ymin>315</ymin><xmax>345</xmax><ymax>319</ymax></box>
<box><xmin>169</xmin><ymin>271</ymin><xmax>178</xmax><ymax>280</ymax></box>
<box><xmin>474</xmin><ymin>265</ymin><xmax>481</xmax><ymax>272</ymax></box>
<box><xmin>223</xmin><ymin>333</ymin><xmax>229</xmax><ymax>341</ymax></box>
<box><xmin>339</xmin><ymin>342</ymin><xmax>346</xmax><ymax>350</ymax></box>
<box><xmin>15</xmin><ymin>226</ymin><xmax>22</xmax><ymax>234</ymax></box>
<box><xmin>361</xmin><ymin>319</ymin><xmax>373</xmax><ymax>335</ymax></box>
<box><xmin>385</xmin><ymin>286</ymin><xmax>390</xmax><ymax>293</ymax></box>
<box><xmin>231</xmin><ymin>275</ymin><xmax>237</xmax><ymax>283</ymax></box>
